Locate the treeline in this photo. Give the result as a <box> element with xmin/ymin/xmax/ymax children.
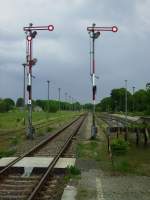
<box><xmin>96</xmin><ymin>88</ymin><xmax>150</xmax><ymax>114</ymax></box>
<box><xmin>0</xmin><ymin>97</ymin><xmax>92</xmax><ymax>113</ymax></box>
<box><xmin>35</xmin><ymin>99</ymin><xmax>81</xmax><ymax>112</ymax></box>
<box><xmin>0</xmin><ymin>98</ymin><xmax>15</xmax><ymax>112</ymax></box>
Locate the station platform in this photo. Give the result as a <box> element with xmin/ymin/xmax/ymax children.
<box><xmin>0</xmin><ymin>157</ymin><xmax>76</xmax><ymax>169</ymax></box>
<box><xmin>111</xmin><ymin>114</ymin><xmax>140</xmax><ymax>122</ymax></box>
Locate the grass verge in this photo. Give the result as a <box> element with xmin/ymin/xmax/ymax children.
<box><xmin>0</xmin><ymin>111</ymin><xmax>81</xmax><ymax>157</ymax></box>
<box><xmin>77</xmin><ymin>119</ymin><xmax>150</xmax><ymax>176</ymax></box>
<box><xmin>64</xmin><ymin>165</ymin><xmax>81</xmax><ymax>182</ymax></box>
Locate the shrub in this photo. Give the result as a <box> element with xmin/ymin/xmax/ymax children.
<box><xmin>47</xmin><ymin>127</ymin><xmax>53</xmax><ymax>132</ymax></box>
<box><xmin>11</xmin><ymin>136</ymin><xmax>20</xmax><ymax>145</ymax></box>
<box><xmin>16</xmin><ymin>97</ymin><xmax>24</xmax><ymax>107</ymax></box>
<box><xmin>67</xmin><ymin>165</ymin><xmax>81</xmax><ymax>175</ymax></box>
<box><xmin>0</xmin><ymin>149</ymin><xmax>16</xmax><ymax>158</ymax></box>
<box><xmin>113</xmin><ymin>160</ymin><xmax>130</xmax><ymax>172</ymax></box>
<box><xmin>49</xmin><ymin>102</ymin><xmax>58</xmax><ymax>113</ymax></box>
<box><xmin>0</xmin><ymin>101</ymin><xmax>7</xmax><ymax>112</ymax></box>
<box><xmin>111</xmin><ymin>138</ymin><xmax>129</xmax><ymax>155</ymax></box>
<box><xmin>16</xmin><ymin>118</ymin><xmax>21</xmax><ymax>122</ymax></box>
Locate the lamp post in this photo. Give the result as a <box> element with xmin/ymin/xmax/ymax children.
<box><xmin>64</xmin><ymin>92</ymin><xmax>68</xmax><ymax>111</ymax></box>
<box><xmin>132</xmin><ymin>86</ymin><xmax>135</xmax><ymax>113</ymax></box>
<box><xmin>58</xmin><ymin>88</ymin><xmax>61</xmax><ymax>111</ymax></box>
<box><xmin>125</xmin><ymin>80</ymin><xmax>128</xmax><ymax>140</ymax></box>
<box><xmin>47</xmin><ymin>80</ymin><xmax>50</xmax><ymax>112</ymax></box>
<box><xmin>23</xmin><ymin>23</ymin><xmax>54</xmax><ymax>139</ymax></box>
<box><xmin>22</xmin><ymin>63</ymin><xmax>26</xmax><ymax>109</ymax></box>
<box><xmin>22</xmin><ymin>63</ymin><xmax>26</xmax><ymax>125</ymax></box>
<box><xmin>65</xmin><ymin>92</ymin><xmax>68</xmax><ymax>102</ymax></box>
<box><xmin>115</xmin><ymin>100</ymin><xmax>118</xmax><ymax>112</ymax></box>
<box><xmin>69</xmin><ymin>95</ymin><xmax>71</xmax><ymax>111</ymax></box>
<box><xmin>72</xmin><ymin>97</ymin><xmax>74</xmax><ymax>111</ymax></box>
<box><xmin>87</xmin><ymin>23</ymin><xmax>118</xmax><ymax>139</ymax></box>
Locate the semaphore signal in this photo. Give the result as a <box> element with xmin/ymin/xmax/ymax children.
<box><xmin>23</xmin><ymin>23</ymin><xmax>54</xmax><ymax>139</ymax></box>
<box><xmin>87</xmin><ymin>23</ymin><xmax>118</xmax><ymax>139</ymax></box>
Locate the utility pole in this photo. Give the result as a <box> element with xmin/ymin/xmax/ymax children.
<box><xmin>47</xmin><ymin>80</ymin><xmax>50</xmax><ymax>112</ymax></box>
<box><xmin>58</xmin><ymin>88</ymin><xmax>61</xmax><ymax>111</ymax></box>
<box><xmin>65</xmin><ymin>92</ymin><xmax>68</xmax><ymax>102</ymax></box>
<box><xmin>22</xmin><ymin>63</ymin><xmax>26</xmax><ymax>125</ymax></box>
<box><xmin>23</xmin><ymin>23</ymin><xmax>54</xmax><ymax>139</ymax></box>
<box><xmin>64</xmin><ymin>92</ymin><xmax>68</xmax><ymax>111</ymax></box>
<box><xmin>125</xmin><ymin>80</ymin><xmax>128</xmax><ymax>140</ymax></box>
<box><xmin>87</xmin><ymin>23</ymin><xmax>118</xmax><ymax>139</ymax></box>
<box><xmin>22</xmin><ymin>63</ymin><xmax>26</xmax><ymax>109</ymax></box>
<box><xmin>69</xmin><ymin>95</ymin><xmax>71</xmax><ymax>111</ymax></box>
<box><xmin>72</xmin><ymin>97</ymin><xmax>74</xmax><ymax>111</ymax></box>
<box><xmin>74</xmin><ymin>99</ymin><xmax>76</xmax><ymax>111</ymax></box>
<box><xmin>132</xmin><ymin>86</ymin><xmax>135</xmax><ymax>113</ymax></box>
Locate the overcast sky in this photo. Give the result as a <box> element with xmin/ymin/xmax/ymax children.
<box><xmin>0</xmin><ymin>0</ymin><xmax>150</xmax><ymax>103</ymax></box>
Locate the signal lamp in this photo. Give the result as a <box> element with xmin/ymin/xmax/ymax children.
<box><xmin>48</xmin><ymin>25</ymin><xmax>54</xmax><ymax>31</ymax></box>
<box><xmin>27</xmin><ymin>36</ymin><xmax>32</xmax><ymax>41</ymax></box>
<box><xmin>112</xmin><ymin>26</ymin><xmax>118</xmax><ymax>32</ymax></box>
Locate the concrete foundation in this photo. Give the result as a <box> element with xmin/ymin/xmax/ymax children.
<box><xmin>0</xmin><ymin>157</ymin><xmax>76</xmax><ymax>169</ymax></box>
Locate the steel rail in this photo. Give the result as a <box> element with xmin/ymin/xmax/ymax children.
<box><xmin>102</xmin><ymin>113</ymin><xmax>139</xmax><ymax>126</ymax></box>
<box><xmin>27</xmin><ymin>114</ymin><xmax>86</xmax><ymax>200</ymax></box>
<box><xmin>99</xmin><ymin>114</ymin><xmax>127</xmax><ymax>127</ymax></box>
<box><xmin>0</xmin><ymin>114</ymin><xmax>84</xmax><ymax>177</ymax></box>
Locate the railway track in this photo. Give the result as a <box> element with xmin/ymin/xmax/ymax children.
<box><xmin>98</xmin><ymin>113</ymin><xmax>150</xmax><ymax>145</ymax></box>
<box><xmin>98</xmin><ymin>114</ymin><xmax>125</xmax><ymax>128</ymax></box>
<box><xmin>0</xmin><ymin>114</ymin><xmax>86</xmax><ymax>200</ymax></box>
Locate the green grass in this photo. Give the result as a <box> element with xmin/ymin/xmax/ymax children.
<box><xmin>102</xmin><ymin>120</ymin><xmax>150</xmax><ymax>175</ymax></box>
<box><xmin>113</xmin><ymin>159</ymin><xmax>130</xmax><ymax>173</ymax></box>
<box><xmin>0</xmin><ymin>149</ymin><xmax>16</xmax><ymax>158</ymax></box>
<box><xmin>111</xmin><ymin>138</ymin><xmax>129</xmax><ymax>155</ymax></box>
<box><xmin>76</xmin><ymin>188</ymin><xmax>97</xmax><ymax>200</ymax></box>
<box><xmin>0</xmin><ymin>110</ymin><xmax>79</xmax><ymax>129</ymax></box>
<box><xmin>64</xmin><ymin>165</ymin><xmax>81</xmax><ymax>181</ymax></box>
<box><xmin>0</xmin><ymin>111</ymin><xmax>25</xmax><ymax>129</ymax></box>
<box><xmin>77</xmin><ymin>139</ymin><xmax>113</xmax><ymax>173</ymax></box>
<box><xmin>0</xmin><ymin>110</ymin><xmax>81</xmax><ymax>157</ymax></box>
<box><xmin>77</xmin><ymin>119</ymin><xmax>150</xmax><ymax>176</ymax></box>
<box><xmin>112</xmin><ymin>144</ymin><xmax>150</xmax><ymax>175</ymax></box>
<box><xmin>47</xmin><ymin>127</ymin><xmax>54</xmax><ymax>132</ymax></box>
<box><xmin>77</xmin><ymin>139</ymin><xmax>109</xmax><ymax>162</ymax></box>
<box><xmin>10</xmin><ymin>136</ymin><xmax>21</xmax><ymax>145</ymax></box>
<box><xmin>67</xmin><ymin>165</ymin><xmax>81</xmax><ymax>175</ymax></box>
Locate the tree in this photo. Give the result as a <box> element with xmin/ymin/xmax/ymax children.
<box><xmin>96</xmin><ymin>97</ymin><xmax>112</xmax><ymax>112</ymax></box>
<box><xmin>3</xmin><ymin>98</ymin><xmax>15</xmax><ymax>110</ymax></box>
<box><xmin>111</xmin><ymin>88</ymin><xmax>132</xmax><ymax>112</ymax></box>
<box><xmin>0</xmin><ymin>98</ymin><xmax>14</xmax><ymax>112</ymax></box>
<box><xmin>83</xmin><ymin>103</ymin><xmax>93</xmax><ymax>111</ymax></box>
<box><xmin>133</xmin><ymin>90</ymin><xmax>147</xmax><ymax>112</ymax></box>
<box><xmin>35</xmin><ymin>99</ymin><xmax>44</xmax><ymax>109</ymax></box>
<box><xmin>16</xmin><ymin>97</ymin><xmax>24</xmax><ymax>107</ymax></box>
<box><xmin>35</xmin><ymin>100</ymin><xmax>58</xmax><ymax>112</ymax></box>
<box><xmin>0</xmin><ymin>101</ymin><xmax>7</xmax><ymax>112</ymax></box>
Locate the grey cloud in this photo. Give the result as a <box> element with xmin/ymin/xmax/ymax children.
<box><xmin>0</xmin><ymin>0</ymin><xmax>150</xmax><ymax>103</ymax></box>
